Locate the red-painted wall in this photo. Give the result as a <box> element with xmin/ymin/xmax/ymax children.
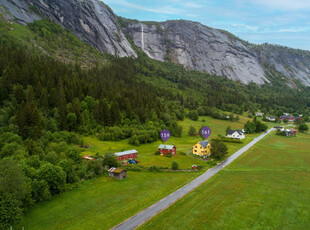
<box><xmin>117</xmin><ymin>153</ymin><xmax>137</xmax><ymax>161</ymax></box>
<box><xmin>159</xmin><ymin>146</ymin><xmax>176</xmax><ymax>155</ymax></box>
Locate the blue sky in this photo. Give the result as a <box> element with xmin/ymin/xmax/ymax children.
<box><xmin>103</xmin><ymin>0</ymin><xmax>310</xmax><ymax>51</ymax></box>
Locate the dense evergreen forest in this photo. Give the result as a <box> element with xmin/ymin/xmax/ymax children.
<box><xmin>0</xmin><ymin>18</ymin><xmax>309</xmax><ymax>228</ymax></box>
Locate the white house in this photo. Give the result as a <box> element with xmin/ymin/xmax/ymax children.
<box><xmin>274</xmin><ymin>126</ymin><xmax>284</xmax><ymax>132</ymax></box>
<box><xmin>226</xmin><ymin>130</ymin><xmax>245</xmax><ymax>140</ymax></box>
<box><xmin>266</xmin><ymin>116</ymin><xmax>276</xmax><ymax>122</ymax></box>
<box><xmin>255</xmin><ymin>112</ymin><xmax>264</xmax><ymax>117</ymax></box>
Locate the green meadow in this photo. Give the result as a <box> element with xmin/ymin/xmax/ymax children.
<box><xmin>82</xmin><ymin>115</ymin><xmax>259</xmax><ymax>169</ymax></box>
<box><xmin>20</xmin><ymin>171</ymin><xmax>199</xmax><ymax>230</ymax></box>
<box><xmin>139</xmin><ymin>132</ymin><xmax>310</xmax><ymax>230</ymax></box>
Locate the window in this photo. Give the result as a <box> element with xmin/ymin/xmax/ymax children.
<box><xmin>195</xmin><ymin>146</ymin><xmax>197</xmax><ymax>148</ymax></box>
<box><xmin>194</xmin><ymin>150</ymin><xmax>197</xmax><ymax>152</ymax></box>
<box><xmin>200</xmin><ymin>147</ymin><xmax>202</xmax><ymax>149</ymax></box>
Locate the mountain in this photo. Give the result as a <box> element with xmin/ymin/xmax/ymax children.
<box><xmin>1</xmin><ymin>0</ymin><xmax>310</xmax><ymax>87</ymax></box>
<box><xmin>0</xmin><ymin>0</ymin><xmax>136</xmax><ymax>58</ymax></box>
<box><xmin>122</xmin><ymin>20</ymin><xmax>310</xmax><ymax>86</ymax></box>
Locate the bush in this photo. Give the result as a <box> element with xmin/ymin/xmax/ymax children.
<box><xmin>188</xmin><ymin>126</ymin><xmax>196</xmax><ymax>136</ymax></box>
<box><xmin>165</xmin><ymin>152</ymin><xmax>172</xmax><ymax>158</ymax></box>
<box><xmin>188</xmin><ymin>110</ymin><xmax>199</xmax><ymax>121</ymax></box>
<box><xmin>179</xmin><ymin>151</ymin><xmax>186</xmax><ymax>155</ymax></box>
<box><xmin>211</xmin><ymin>139</ymin><xmax>228</xmax><ymax>159</ymax></box>
<box><xmin>154</xmin><ymin>151</ymin><xmax>160</xmax><ymax>155</ymax></box>
<box><xmin>171</xmin><ymin>161</ymin><xmax>179</xmax><ymax>170</ymax></box>
<box><xmin>149</xmin><ymin>165</ymin><xmax>160</xmax><ymax>172</ymax></box>
<box><xmin>298</xmin><ymin>123</ymin><xmax>309</xmax><ymax>132</ymax></box>
<box><xmin>276</xmin><ymin>131</ymin><xmax>286</xmax><ymax>136</ymax></box>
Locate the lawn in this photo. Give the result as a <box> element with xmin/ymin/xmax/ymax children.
<box><xmin>20</xmin><ymin>171</ymin><xmax>199</xmax><ymax>230</ymax></box>
<box><xmin>139</xmin><ymin>132</ymin><xmax>310</xmax><ymax>230</ymax></box>
<box><xmin>81</xmin><ymin>115</ymin><xmax>259</xmax><ymax>169</ymax></box>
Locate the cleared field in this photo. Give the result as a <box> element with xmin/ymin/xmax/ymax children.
<box><xmin>82</xmin><ymin>116</ymin><xmax>258</xmax><ymax>169</ymax></box>
<box><xmin>139</xmin><ymin>132</ymin><xmax>310</xmax><ymax>230</ymax></box>
<box><xmin>20</xmin><ymin>171</ymin><xmax>199</xmax><ymax>230</ymax></box>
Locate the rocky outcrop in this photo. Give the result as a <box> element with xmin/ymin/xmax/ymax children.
<box><xmin>0</xmin><ymin>0</ymin><xmax>137</xmax><ymax>58</ymax></box>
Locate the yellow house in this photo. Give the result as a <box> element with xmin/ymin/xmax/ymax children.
<box><xmin>193</xmin><ymin>140</ymin><xmax>211</xmax><ymax>156</ymax></box>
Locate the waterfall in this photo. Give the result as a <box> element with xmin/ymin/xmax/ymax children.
<box><xmin>141</xmin><ymin>24</ymin><xmax>144</xmax><ymax>51</ymax></box>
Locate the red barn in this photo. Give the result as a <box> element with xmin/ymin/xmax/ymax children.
<box><xmin>158</xmin><ymin>144</ymin><xmax>176</xmax><ymax>155</ymax></box>
<box><xmin>115</xmin><ymin>149</ymin><xmax>138</xmax><ymax>161</ymax></box>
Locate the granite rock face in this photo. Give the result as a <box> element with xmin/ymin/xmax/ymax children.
<box><xmin>1</xmin><ymin>0</ymin><xmax>310</xmax><ymax>87</ymax></box>
<box><xmin>0</xmin><ymin>0</ymin><xmax>137</xmax><ymax>57</ymax></box>
<box><xmin>123</xmin><ymin>20</ymin><xmax>310</xmax><ymax>86</ymax></box>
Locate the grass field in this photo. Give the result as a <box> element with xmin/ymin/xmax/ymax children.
<box><xmin>139</xmin><ymin>132</ymin><xmax>310</xmax><ymax>229</ymax></box>
<box><xmin>20</xmin><ymin>171</ymin><xmax>199</xmax><ymax>230</ymax></box>
<box><xmin>82</xmin><ymin>115</ymin><xmax>259</xmax><ymax>169</ymax></box>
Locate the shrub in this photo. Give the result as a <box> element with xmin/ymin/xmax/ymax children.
<box><xmin>154</xmin><ymin>151</ymin><xmax>160</xmax><ymax>155</ymax></box>
<box><xmin>149</xmin><ymin>165</ymin><xmax>160</xmax><ymax>172</ymax></box>
<box><xmin>171</xmin><ymin>161</ymin><xmax>179</xmax><ymax>170</ymax></box>
<box><xmin>179</xmin><ymin>151</ymin><xmax>186</xmax><ymax>155</ymax></box>
<box><xmin>211</xmin><ymin>139</ymin><xmax>228</xmax><ymax>159</ymax></box>
<box><xmin>298</xmin><ymin>123</ymin><xmax>309</xmax><ymax>132</ymax></box>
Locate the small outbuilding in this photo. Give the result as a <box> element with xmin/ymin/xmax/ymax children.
<box><xmin>108</xmin><ymin>167</ymin><xmax>127</xmax><ymax>180</ymax></box>
<box><xmin>158</xmin><ymin>144</ymin><xmax>176</xmax><ymax>155</ymax></box>
<box><xmin>115</xmin><ymin>150</ymin><xmax>138</xmax><ymax>161</ymax></box>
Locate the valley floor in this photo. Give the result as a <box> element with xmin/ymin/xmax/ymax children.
<box><xmin>139</xmin><ymin>132</ymin><xmax>310</xmax><ymax>229</ymax></box>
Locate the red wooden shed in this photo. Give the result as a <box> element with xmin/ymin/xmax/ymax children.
<box><xmin>158</xmin><ymin>144</ymin><xmax>176</xmax><ymax>155</ymax></box>
<box><xmin>114</xmin><ymin>149</ymin><xmax>138</xmax><ymax>161</ymax></box>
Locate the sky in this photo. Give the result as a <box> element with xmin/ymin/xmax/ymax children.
<box><xmin>103</xmin><ymin>0</ymin><xmax>310</xmax><ymax>51</ymax></box>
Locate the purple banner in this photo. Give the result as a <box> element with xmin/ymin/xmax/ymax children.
<box><xmin>160</xmin><ymin>129</ymin><xmax>171</xmax><ymax>142</ymax></box>
<box><xmin>201</xmin><ymin>126</ymin><xmax>211</xmax><ymax>139</ymax></box>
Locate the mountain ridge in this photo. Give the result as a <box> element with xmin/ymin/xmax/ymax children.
<box><xmin>1</xmin><ymin>0</ymin><xmax>310</xmax><ymax>87</ymax></box>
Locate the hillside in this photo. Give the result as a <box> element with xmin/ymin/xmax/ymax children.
<box><xmin>1</xmin><ymin>0</ymin><xmax>310</xmax><ymax>87</ymax></box>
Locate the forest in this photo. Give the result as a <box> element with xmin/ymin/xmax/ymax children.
<box><xmin>0</xmin><ymin>18</ymin><xmax>310</xmax><ymax>229</ymax></box>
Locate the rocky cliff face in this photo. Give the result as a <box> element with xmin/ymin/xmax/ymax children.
<box><xmin>123</xmin><ymin>20</ymin><xmax>310</xmax><ymax>86</ymax></box>
<box><xmin>123</xmin><ymin>20</ymin><xmax>269</xmax><ymax>85</ymax></box>
<box><xmin>1</xmin><ymin>0</ymin><xmax>310</xmax><ymax>87</ymax></box>
<box><xmin>0</xmin><ymin>0</ymin><xmax>137</xmax><ymax>58</ymax></box>
<box><xmin>257</xmin><ymin>44</ymin><xmax>310</xmax><ymax>87</ymax></box>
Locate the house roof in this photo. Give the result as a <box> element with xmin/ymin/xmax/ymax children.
<box><xmin>158</xmin><ymin>144</ymin><xmax>175</xmax><ymax>150</ymax></box>
<box><xmin>114</xmin><ymin>149</ymin><xmax>137</xmax><ymax>156</ymax></box>
<box><xmin>267</xmin><ymin>116</ymin><xmax>276</xmax><ymax>119</ymax></box>
<box><xmin>227</xmin><ymin>130</ymin><xmax>244</xmax><ymax>135</ymax></box>
<box><xmin>82</xmin><ymin>155</ymin><xmax>94</xmax><ymax>160</ymax></box>
<box><xmin>108</xmin><ymin>167</ymin><xmax>126</xmax><ymax>173</ymax></box>
<box><xmin>198</xmin><ymin>141</ymin><xmax>209</xmax><ymax>148</ymax></box>
<box><xmin>274</xmin><ymin>126</ymin><xmax>284</xmax><ymax>129</ymax></box>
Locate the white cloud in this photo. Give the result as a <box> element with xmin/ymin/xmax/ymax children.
<box><xmin>103</xmin><ymin>0</ymin><xmax>182</xmax><ymax>15</ymax></box>
<box><xmin>278</xmin><ymin>27</ymin><xmax>308</xmax><ymax>32</ymax></box>
<box><xmin>248</xmin><ymin>0</ymin><xmax>310</xmax><ymax>10</ymax></box>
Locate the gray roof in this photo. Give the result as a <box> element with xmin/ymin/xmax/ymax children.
<box><xmin>114</xmin><ymin>149</ymin><xmax>137</xmax><ymax>157</ymax></box>
<box><xmin>227</xmin><ymin>130</ymin><xmax>244</xmax><ymax>135</ymax></box>
<box><xmin>158</xmin><ymin>144</ymin><xmax>175</xmax><ymax>150</ymax></box>
<box><xmin>199</xmin><ymin>141</ymin><xmax>209</xmax><ymax>148</ymax></box>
